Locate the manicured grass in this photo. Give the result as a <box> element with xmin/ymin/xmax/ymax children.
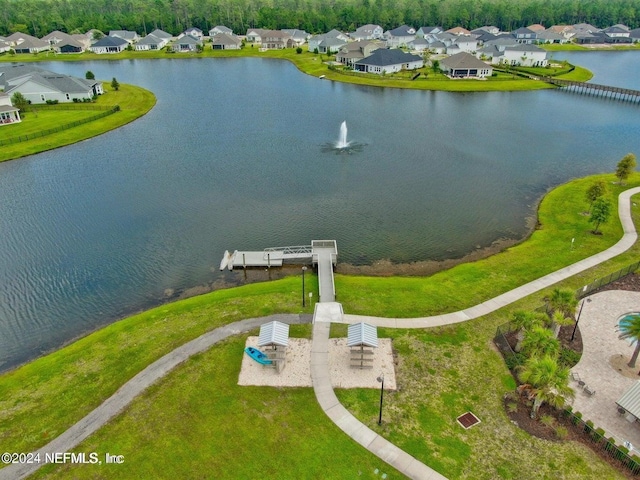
<box><xmin>0</xmin><ymin>47</ymin><xmax>590</xmax><ymax>92</ymax></box>
<box><xmin>544</xmin><ymin>43</ymin><xmax>640</xmax><ymax>52</ymax></box>
<box><xmin>336</xmin><ymin>174</ymin><xmax>640</xmax><ymax>317</ymax></box>
<box><xmin>0</xmin><ymin>82</ymin><xmax>155</xmax><ymax>162</ymax></box>
<box><xmin>31</xmin><ymin>332</ymin><xmax>403</xmax><ymax>480</ymax></box>
<box><xmin>1</xmin><ymin>176</ymin><xmax>639</xmax><ymax>478</ymax></box>
<box><xmin>0</xmin><ymin>275</ymin><xmax>318</xmax><ymax>456</ymax></box>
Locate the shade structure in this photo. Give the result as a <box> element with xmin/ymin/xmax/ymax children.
<box><xmin>617</xmin><ymin>380</ymin><xmax>640</xmax><ymax>419</ymax></box>
<box><xmin>347</xmin><ymin>322</ymin><xmax>378</xmax><ymax>348</ymax></box>
<box><xmin>258</xmin><ymin>321</ymin><xmax>290</xmax><ymax>347</ymax></box>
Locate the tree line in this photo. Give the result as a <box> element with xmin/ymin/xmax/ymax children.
<box><xmin>1</xmin><ymin>0</ymin><xmax>639</xmax><ymax>38</ymax></box>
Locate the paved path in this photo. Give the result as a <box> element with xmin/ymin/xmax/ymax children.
<box><xmin>0</xmin><ymin>314</ymin><xmax>310</xmax><ymax>480</ymax></box>
<box><xmin>340</xmin><ymin>187</ymin><xmax>640</xmax><ymax>328</ymax></box>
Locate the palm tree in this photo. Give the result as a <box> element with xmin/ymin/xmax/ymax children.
<box><xmin>521</xmin><ymin>326</ymin><xmax>561</xmax><ymax>359</ymax></box>
<box><xmin>547</xmin><ymin>288</ymin><xmax>578</xmax><ymax>318</ymax></box>
<box><xmin>510</xmin><ymin>310</ymin><xmax>547</xmax><ymax>352</ymax></box>
<box><xmin>550</xmin><ymin>310</ymin><xmax>574</xmax><ymax>339</ymax></box>
<box><xmin>618</xmin><ymin>314</ymin><xmax>640</xmax><ymax>368</ymax></box>
<box><xmin>518</xmin><ymin>355</ymin><xmax>574</xmax><ymax>418</ymax></box>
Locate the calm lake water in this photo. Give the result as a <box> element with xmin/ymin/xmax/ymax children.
<box><xmin>0</xmin><ymin>52</ymin><xmax>639</xmax><ymax>371</ymax></box>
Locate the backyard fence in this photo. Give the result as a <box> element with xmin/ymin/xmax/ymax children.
<box><xmin>0</xmin><ymin>106</ymin><xmax>120</xmax><ymax>147</ymax></box>
<box><xmin>561</xmin><ymin>408</ymin><xmax>640</xmax><ymax>475</ymax></box>
<box><xmin>576</xmin><ymin>260</ymin><xmax>640</xmax><ymax>298</ymax></box>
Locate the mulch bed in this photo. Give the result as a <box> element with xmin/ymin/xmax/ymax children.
<box><xmin>598</xmin><ymin>273</ymin><xmax>640</xmax><ymax>294</ymax></box>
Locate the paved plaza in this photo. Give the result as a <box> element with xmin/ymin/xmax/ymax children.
<box><xmin>571</xmin><ymin>290</ymin><xmax>640</xmax><ymax>453</ymax></box>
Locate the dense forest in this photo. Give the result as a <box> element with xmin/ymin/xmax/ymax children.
<box><xmin>1</xmin><ymin>0</ymin><xmax>638</xmax><ymax>37</ymax></box>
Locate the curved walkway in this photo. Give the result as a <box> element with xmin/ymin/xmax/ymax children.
<box><xmin>0</xmin><ymin>314</ymin><xmax>310</xmax><ymax>480</ymax></box>
<box><xmin>2</xmin><ymin>188</ymin><xmax>639</xmax><ymax>480</ymax></box>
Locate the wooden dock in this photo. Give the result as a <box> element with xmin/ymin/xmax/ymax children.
<box><xmin>541</xmin><ymin>76</ymin><xmax>640</xmax><ymax>104</ymax></box>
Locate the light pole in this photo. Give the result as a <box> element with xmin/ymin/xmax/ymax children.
<box><xmin>571</xmin><ymin>298</ymin><xmax>591</xmax><ymax>342</ymax></box>
<box><xmin>377</xmin><ymin>373</ymin><xmax>384</xmax><ymax>425</ymax></box>
<box><xmin>302</xmin><ymin>266</ymin><xmax>307</xmax><ymax>307</ymax></box>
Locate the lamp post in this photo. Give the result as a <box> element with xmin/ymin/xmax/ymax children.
<box><xmin>302</xmin><ymin>266</ymin><xmax>307</xmax><ymax>307</ymax></box>
<box><xmin>571</xmin><ymin>298</ymin><xmax>591</xmax><ymax>342</ymax></box>
<box><xmin>377</xmin><ymin>373</ymin><xmax>384</xmax><ymax>425</ymax></box>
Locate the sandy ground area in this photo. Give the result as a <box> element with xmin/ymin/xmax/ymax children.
<box><xmin>238</xmin><ymin>336</ymin><xmax>397</xmax><ymax>390</ymax></box>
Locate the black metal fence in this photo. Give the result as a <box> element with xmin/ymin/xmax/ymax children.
<box><xmin>0</xmin><ymin>106</ymin><xmax>120</xmax><ymax>147</ymax></box>
<box><xmin>561</xmin><ymin>408</ymin><xmax>640</xmax><ymax>475</ymax></box>
<box><xmin>576</xmin><ymin>260</ymin><xmax>640</xmax><ymax>298</ymax></box>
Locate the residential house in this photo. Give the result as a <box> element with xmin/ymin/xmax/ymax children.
<box><xmin>6</xmin><ymin>32</ymin><xmax>50</xmax><ymax>53</ymax></box>
<box><xmin>135</xmin><ymin>33</ymin><xmax>170</xmax><ymax>51</ymax></box>
<box><xmin>109</xmin><ymin>30</ymin><xmax>140</xmax><ymax>44</ymax></box>
<box><xmin>245</xmin><ymin>28</ymin><xmax>267</xmax><ymax>43</ymax></box>
<box><xmin>336</xmin><ymin>40</ymin><xmax>384</xmax><ymax>66</ymax></box>
<box><xmin>408</xmin><ymin>37</ymin><xmax>430</xmax><ymax>52</ymax></box>
<box><xmin>631</xmin><ymin>29</ymin><xmax>640</xmax><ymax>43</ymax></box>
<box><xmin>0</xmin><ymin>40</ymin><xmax>10</xmax><ymax>53</ymax></box>
<box><xmin>209</xmin><ymin>26</ymin><xmax>233</xmax><ymax>37</ymax></box>
<box><xmin>181</xmin><ymin>28</ymin><xmax>203</xmax><ymax>40</ymax></box>
<box><xmin>473</xmin><ymin>32</ymin><xmax>499</xmax><ymax>45</ymax></box>
<box><xmin>42</xmin><ymin>31</ymin><xmax>88</xmax><ymax>53</ymax></box>
<box><xmin>447</xmin><ymin>36</ymin><xmax>477</xmax><ymax>54</ymax></box>
<box><xmin>471</xmin><ymin>26</ymin><xmax>500</xmax><ymax>35</ymax></box>
<box><xmin>89</xmin><ymin>35</ymin><xmax>128</xmax><ymax>53</ymax></box>
<box><xmin>148</xmin><ymin>29</ymin><xmax>173</xmax><ymax>42</ymax></box>
<box><xmin>0</xmin><ymin>64</ymin><xmax>104</xmax><ymax>104</ymax></box>
<box><xmin>260</xmin><ymin>30</ymin><xmax>293</xmax><ymax>49</ymax></box>
<box><xmin>445</xmin><ymin>26</ymin><xmax>471</xmax><ymax>36</ymax></box>
<box><xmin>603</xmin><ymin>26</ymin><xmax>632</xmax><ymax>43</ymax></box>
<box><xmin>41</xmin><ymin>30</ymin><xmax>71</xmax><ymax>46</ymax></box>
<box><xmin>385</xmin><ymin>25</ymin><xmax>416</xmax><ymax>48</ymax></box>
<box><xmin>527</xmin><ymin>24</ymin><xmax>546</xmax><ymax>33</ymax></box>
<box><xmin>439</xmin><ymin>52</ymin><xmax>493</xmax><ymax>78</ymax></box>
<box><xmin>483</xmin><ymin>37</ymin><xmax>519</xmax><ymax>51</ymax></box>
<box><xmin>536</xmin><ymin>30</ymin><xmax>568</xmax><ymax>44</ymax></box>
<box><xmin>416</xmin><ymin>26</ymin><xmax>443</xmax><ymax>37</ymax></box>
<box><xmin>171</xmin><ymin>35</ymin><xmax>202</xmax><ymax>52</ymax></box>
<box><xmin>547</xmin><ymin>25</ymin><xmax>575</xmax><ymax>39</ymax></box>
<box><xmin>513</xmin><ymin>27</ymin><xmax>537</xmax><ymax>44</ymax></box>
<box><xmin>211</xmin><ymin>33</ymin><xmax>242</xmax><ymax>50</ymax></box>
<box><xmin>500</xmin><ymin>44</ymin><xmax>548</xmax><ymax>66</ymax></box>
<box><xmin>350</xmin><ymin>24</ymin><xmax>383</xmax><ymax>40</ymax></box>
<box><xmin>425</xmin><ymin>40</ymin><xmax>446</xmax><ymax>55</ymax></box>
<box><xmin>282</xmin><ymin>29</ymin><xmax>310</xmax><ymax>46</ymax></box>
<box><xmin>354</xmin><ymin>49</ymin><xmax>423</xmax><ymax>74</ymax></box>
<box><xmin>308</xmin><ymin>30</ymin><xmax>348</xmax><ymax>52</ymax></box>
<box><xmin>572</xmin><ymin>23</ymin><xmax>600</xmax><ymax>35</ymax></box>
<box><xmin>0</xmin><ymin>92</ymin><xmax>21</xmax><ymax>125</ymax></box>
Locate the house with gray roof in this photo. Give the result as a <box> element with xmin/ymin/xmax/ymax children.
<box><xmin>631</xmin><ymin>29</ymin><xmax>640</xmax><ymax>43</ymax></box>
<box><xmin>354</xmin><ymin>49</ymin><xmax>423</xmax><ymax>74</ymax></box>
<box><xmin>90</xmin><ymin>35</ymin><xmax>128</xmax><ymax>53</ymax></box>
<box><xmin>260</xmin><ymin>30</ymin><xmax>293</xmax><ymax>49</ymax></box>
<box><xmin>109</xmin><ymin>30</ymin><xmax>140</xmax><ymax>43</ymax></box>
<box><xmin>6</xmin><ymin>32</ymin><xmax>50</xmax><ymax>53</ymax></box>
<box><xmin>384</xmin><ymin>25</ymin><xmax>416</xmax><ymax>48</ymax></box>
<box><xmin>500</xmin><ymin>44</ymin><xmax>548</xmax><ymax>66</ymax></box>
<box><xmin>416</xmin><ymin>26</ymin><xmax>443</xmax><ymax>37</ymax></box>
<box><xmin>512</xmin><ymin>27</ymin><xmax>537</xmax><ymax>44</ymax></box>
<box><xmin>440</xmin><ymin>52</ymin><xmax>492</xmax><ymax>78</ymax></box>
<box><xmin>209</xmin><ymin>25</ymin><xmax>233</xmax><ymax>36</ymax></box>
<box><xmin>212</xmin><ymin>33</ymin><xmax>242</xmax><ymax>50</ymax></box>
<box><xmin>172</xmin><ymin>34</ymin><xmax>202</xmax><ymax>52</ymax></box>
<box><xmin>536</xmin><ymin>30</ymin><xmax>567</xmax><ymax>44</ymax></box>
<box><xmin>408</xmin><ymin>37</ymin><xmax>429</xmax><ymax>52</ymax></box>
<box><xmin>181</xmin><ymin>27</ymin><xmax>203</xmax><ymax>40</ymax></box>
<box><xmin>336</xmin><ymin>40</ymin><xmax>384</xmax><ymax>66</ymax></box>
<box><xmin>135</xmin><ymin>33</ymin><xmax>170</xmax><ymax>51</ymax></box>
<box><xmin>282</xmin><ymin>29</ymin><xmax>310</xmax><ymax>46</ymax></box>
<box><xmin>0</xmin><ymin>64</ymin><xmax>103</xmax><ymax>103</ymax></box>
<box><xmin>0</xmin><ymin>40</ymin><xmax>10</xmax><ymax>54</ymax></box>
<box><xmin>350</xmin><ymin>24</ymin><xmax>383</xmax><ymax>40</ymax></box>
<box><xmin>245</xmin><ymin>28</ymin><xmax>267</xmax><ymax>43</ymax></box>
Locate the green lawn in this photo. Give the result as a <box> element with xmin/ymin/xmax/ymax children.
<box><xmin>0</xmin><ymin>82</ymin><xmax>155</xmax><ymax>162</ymax></box>
<box><xmin>1</xmin><ymin>174</ymin><xmax>639</xmax><ymax>479</ymax></box>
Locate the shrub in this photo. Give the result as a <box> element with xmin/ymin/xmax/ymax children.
<box><xmin>296</xmin><ymin>47</ymin><xmax>302</xmax><ymax>54</ymax></box>
<box><xmin>571</xmin><ymin>411</ymin><xmax>582</xmax><ymax>425</ymax></box>
<box><xmin>591</xmin><ymin>427</ymin><xmax>605</xmax><ymax>442</ymax></box>
<box><xmin>45</xmin><ymin>99</ymin><xmax>59</xmax><ymax>105</ymax></box>
<box><xmin>555</xmin><ymin>425</ymin><xmax>569</xmax><ymax>440</ymax></box>
<box><xmin>584</xmin><ymin>419</ymin><xmax>594</xmax><ymax>434</ymax></box>
<box><xmin>605</xmin><ymin>437</ymin><xmax>617</xmax><ymax>453</ymax></box>
<box><xmin>558</xmin><ymin>348</ymin><xmax>581</xmax><ymax>368</ymax></box>
<box><xmin>507</xmin><ymin>402</ymin><xmax>518</xmax><ymax>413</ymax></box>
<box><xmin>506</xmin><ymin>352</ymin><xmax>526</xmax><ymax>370</ymax></box>
<box><xmin>540</xmin><ymin>414</ymin><xmax>555</xmax><ymax>427</ymax></box>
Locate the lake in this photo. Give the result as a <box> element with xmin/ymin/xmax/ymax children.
<box><xmin>0</xmin><ymin>51</ymin><xmax>639</xmax><ymax>371</ymax></box>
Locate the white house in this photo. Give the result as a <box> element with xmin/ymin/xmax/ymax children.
<box><xmin>6</xmin><ymin>32</ymin><xmax>50</xmax><ymax>53</ymax></box>
<box><xmin>109</xmin><ymin>30</ymin><xmax>140</xmax><ymax>43</ymax></box>
<box><xmin>245</xmin><ymin>28</ymin><xmax>267</xmax><ymax>43</ymax></box>
<box><xmin>354</xmin><ymin>49</ymin><xmax>423</xmax><ymax>74</ymax></box>
<box><xmin>172</xmin><ymin>35</ymin><xmax>202</xmax><ymax>52</ymax></box>
<box><xmin>209</xmin><ymin>25</ymin><xmax>233</xmax><ymax>36</ymax></box>
<box><xmin>501</xmin><ymin>44</ymin><xmax>548</xmax><ymax>67</ymax></box>
<box><xmin>181</xmin><ymin>28</ymin><xmax>203</xmax><ymax>40</ymax></box>
<box><xmin>384</xmin><ymin>25</ymin><xmax>416</xmax><ymax>48</ymax></box>
<box><xmin>0</xmin><ymin>92</ymin><xmax>21</xmax><ymax>126</ymax></box>
<box><xmin>135</xmin><ymin>34</ymin><xmax>170</xmax><ymax>51</ymax></box>
<box><xmin>89</xmin><ymin>35</ymin><xmax>128</xmax><ymax>53</ymax></box>
<box><xmin>350</xmin><ymin>24</ymin><xmax>383</xmax><ymax>40</ymax></box>
<box><xmin>211</xmin><ymin>33</ymin><xmax>242</xmax><ymax>50</ymax></box>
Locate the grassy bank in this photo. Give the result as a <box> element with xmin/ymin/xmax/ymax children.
<box><xmin>1</xmin><ymin>174</ymin><xmax>639</xmax><ymax>478</ymax></box>
<box><xmin>0</xmin><ymin>47</ymin><xmax>590</xmax><ymax>92</ymax></box>
<box><xmin>0</xmin><ymin>82</ymin><xmax>155</xmax><ymax>162</ymax></box>
<box><xmin>544</xmin><ymin>43</ymin><xmax>640</xmax><ymax>51</ymax></box>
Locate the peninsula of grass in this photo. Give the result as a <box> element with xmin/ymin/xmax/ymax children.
<box><xmin>1</xmin><ymin>174</ymin><xmax>639</xmax><ymax>478</ymax></box>
<box><xmin>0</xmin><ymin>47</ymin><xmax>592</xmax><ymax>92</ymax></box>
<box><xmin>0</xmin><ymin>82</ymin><xmax>155</xmax><ymax>162</ymax></box>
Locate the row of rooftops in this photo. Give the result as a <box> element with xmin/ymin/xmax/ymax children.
<box><xmin>2</xmin><ymin>21</ymin><xmax>638</xmax><ymax>54</ymax></box>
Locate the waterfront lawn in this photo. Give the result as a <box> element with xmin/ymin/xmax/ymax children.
<box><xmin>0</xmin><ymin>275</ymin><xmax>318</xmax><ymax>456</ymax></box>
<box><xmin>336</xmin><ymin>174</ymin><xmax>640</xmax><ymax>317</ymax></box>
<box><xmin>0</xmin><ymin>83</ymin><xmax>155</xmax><ymax>162</ymax></box>
<box><xmin>30</xmin><ymin>332</ymin><xmax>404</xmax><ymax>480</ymax></box>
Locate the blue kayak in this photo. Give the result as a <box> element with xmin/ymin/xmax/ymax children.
<box><xmin>244</xmin><ymin>347</ymin><xmax>272</xmax><ymax>365</ymax></box>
